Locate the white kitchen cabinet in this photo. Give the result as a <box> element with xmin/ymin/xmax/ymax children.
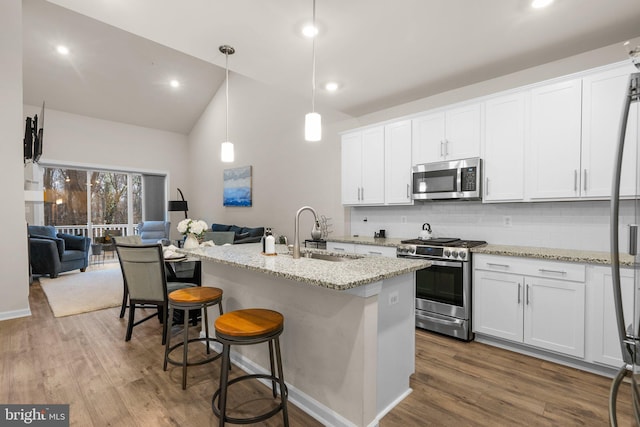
<box><xmin>482</xmin><ymin>92</ymin><xmax>526</xmax><ymax>202</ymax></box>
<box><xmin>412</xmin><ymin>103</ymin><xmax>481</xmax><ymax>165</ymax></box>
<box><xmin>588</xmin><ymin>265</ymin><xmax>635</xmax><ymax>367</ymax></box>
<box><xmin>473</xmin><ymin>254</ymin><xmax>586</xmax><ymax>358</ymax></box>
<box><xmin>384</xmin><ymin>120</ymin><xmax>413</xmax><ymax>205</ymax></box>
<box><xmin>528</xmin><ymin>78</ymin><xmax>583</xmax><ymax>200</ymax></box>
<box><xmin>327</xmin><ymin>241</ymin><xmax>396</xmax><ymax>258</ymax></box>
<box><xmin>341</xmin><ymin>127</ymin><xmax>385</xmax><ymax>205</ymax></box>
<box><xmin>581</xmin><ymin>64</ymin><xmax>639</xmax><ymax>198</ymax></box>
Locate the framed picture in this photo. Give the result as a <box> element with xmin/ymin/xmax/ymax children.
<box><xmin>223</xmin><ymin>165</ymin><xmax>252</xmax><ymax>207</ymax></box>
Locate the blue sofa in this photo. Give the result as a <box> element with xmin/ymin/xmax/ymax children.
<box><xmin>28</xmin><ymin>225</ymin><xmax>91</xmax><ymax>278</ymax></box>
<box><xmin>210</xmin><ymin>223</ymin><xmax>264</xmax><ymax>244</ymax></box>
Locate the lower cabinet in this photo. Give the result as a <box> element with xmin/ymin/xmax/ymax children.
<box><xmin>587</xmin><ymin>265</ymin><xmax>636</xmax><ymax>368</ymax></box>
<box><xmin>473</xmin><ymin>254</ymin><xmax>586</xmax><ymax>358</ymax></box>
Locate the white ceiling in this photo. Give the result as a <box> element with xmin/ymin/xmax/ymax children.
<box><xmin>23</xmin><ymin>0</ymin><xmax>640</xmax><ymax>134</ymax></box>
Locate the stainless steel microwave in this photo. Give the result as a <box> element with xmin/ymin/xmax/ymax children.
<box><xmin>412</xmin><ymin>157</ymin><xmax>482</xmax><ymax>201</ymax></box>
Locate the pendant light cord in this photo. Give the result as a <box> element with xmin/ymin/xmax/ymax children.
<box><xmin>225</xmin><ymin>50</ymin><xmax>229</xmax><ymax>141</ymax></box>
<box><xmin>311</xmin><ymin>0</ymin><xmax>317</xmax><ymax>113</ymax></box>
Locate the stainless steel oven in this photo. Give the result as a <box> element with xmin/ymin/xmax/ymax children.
<box><xmin>397</xmin><ymin>238</ymin><xmax>486</xmax><ymax>341</ymax></box>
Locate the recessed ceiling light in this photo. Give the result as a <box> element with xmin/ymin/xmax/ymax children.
<box><xmin>302</xmin><ymin>24</ymin><xmax>318</xmax><ymax>38</ymax></box>
<box><xmin>56</xmin><ymin>45</ymin><xmax>69</xmax><ymax>55</ymax></box>
<box><xmin>531</xmin><ymin>0</ymin><xmax>553</xmax><ymax>8</ymax></box>
<box><xmin>325</xmin><ymin>82</ymin><xmax>339</xmax><ymax>92</ymax></box>
<box><xmin>170</xmin><ymin>79</ymin><xmax>180</xmax><ymax>88</ymax></box>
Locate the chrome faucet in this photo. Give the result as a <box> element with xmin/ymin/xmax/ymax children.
<box><xmin>293</xmin><ymin>206</ymin><xmax>319</xmax><ymax>259</ymax></box>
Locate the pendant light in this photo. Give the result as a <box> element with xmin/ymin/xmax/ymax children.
<box><xmin>304</xmin><ymin>0</ymin><xmax>321</xmax><ymax>142</ymax></box>
<box><xmin>220</xmin><ymin>45</ymin><xmax>235</xmax><ymax>162</ymax></box>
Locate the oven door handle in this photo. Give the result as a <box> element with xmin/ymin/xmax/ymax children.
<box><xmin>416</xmin><ymin>311</ymin><xmax>464</xmax><ymax>326</ymax></box>
<box><xmin>426</xmin><ymin>259</ymin><xmax>463</xmax><ymax>268</ymax></box>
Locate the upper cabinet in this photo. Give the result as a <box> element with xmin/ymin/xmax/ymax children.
<box><xmin>384</xmin><ymin>120</ymin><xmax>413</xmax><ymax>205</ymax></box>
<box><xmin>483</xmin><ymin>92</ymin><xmax>527</xmax><ymax>202</ymax></box>
<box><xmin>581</xmin><ymin>64</ymin><xmax>639</xmax><ymax>198</ymax></box>
<box><xmin>528</xmin><ymin>79</ymin><xmax>583</xmax><ymax>200</ymax></box>
<box><xmin>341</xmin><ymin>127</ymin><xmax>385</xmax><ymax>205</ymax></box>
<box><xmin>412</xmin><ymin>103</ymin><xmax>481</xmax><ymax>164</ymax></box>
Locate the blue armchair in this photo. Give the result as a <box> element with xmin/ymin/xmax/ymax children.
<box><xmin>28</xmin><ymin>225</ymin><xmax>91</xmax><ymax>278</ymax></box>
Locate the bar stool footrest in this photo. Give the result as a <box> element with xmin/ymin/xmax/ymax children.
<box><xmin>212</xmin><ymin>373</ymin><xmax>288</xmax><ymax>425</ymax></box>
<box><xmin>164</xmin><ymin>337</ymin><xmax>222</xmax><ymax>369</ymax></box>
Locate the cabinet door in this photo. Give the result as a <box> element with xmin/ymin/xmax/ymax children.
<box><xmin>529</xmin><ymin>79</ymin><xmax>582</xmax><ymax>199</ymax></box>
<box><xmin>360</xmin><ymin>127</ymin><xmax>385</xmax><ymax>205</ymax></box>
<box><xmin>581</xmin><ymin>65</ymin><xmax>639</xmax><ymax>198</ymax></box>
<box><xmin>412</xmin><ymin>112</ymin><xmax>446</xmax><ymax>164</ymax></box>
<box><xmin>589</xmin><ymin>266</ymin><xmax>635</xmax><ymax>367</ymax></box>
<box><xmin>523</xmin><ymin>277</ymin><xmax>585</xmax><ymax>358</ymax></box>
<box><xmin>473</xmin><ymin>270</ymin><xmax>523</xmax><ymax>342</ymax></box>
<box><xmin>445</xmin><ymin>103</ymin><xmax>481</xmax><ymax>160</ymax></box>
<box><xmin>341</xmin><ymin>132</ymin><xmax>363</xmax><ymax>205</ymax></box>
<box><xmin>483</xmin><ymin>93</ymin><xmax>526</xmax><ymax>201</ymax></box>
<box><xmin>385</xmin><ymin>120</ymin><xmax>413</xmax><ymax>205</ymax></box>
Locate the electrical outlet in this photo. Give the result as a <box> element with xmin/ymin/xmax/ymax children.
<box><xmin>389</xmin><ymin>291</ymin><xmax>399</xmax><ymax>305</ymax></box>
<box><xmin>503</xmin><ymin>216</ymin><xmax>512</xmax><ymax>227</ymax></box>
<box><xmin>401</xmin><ymin>216</ymin><xmax>407</xmax><ymax>224</ymax></box>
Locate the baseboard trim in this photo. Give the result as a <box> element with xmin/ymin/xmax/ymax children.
<box><xmin>0</xmin><ymin>308</ymin><xmax>32</xmax><ymax>322</ymax></box>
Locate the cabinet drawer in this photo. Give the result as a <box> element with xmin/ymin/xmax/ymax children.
<box><xmin>355</xmin><ymin>244</ymin><xmax>397</xmax><ymax>258</ymax></box>
<box><xmin>326</xmin><ymin>242</ymin><xmax>356</xmax><ymax>253</ymax></box>
<box><xmin>474</xmin><ymin>254</ymin><xmax>585</xmax><ymax>282</ymax></box>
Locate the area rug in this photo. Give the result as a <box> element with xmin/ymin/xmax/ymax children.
<box><xmin>39</xmin><ymin>263</ymin><xmax>123</xmax><ymax>317</ymax></box>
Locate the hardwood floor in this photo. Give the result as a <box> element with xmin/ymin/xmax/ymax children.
<box><xmin>0</xmin><ymin>282</ymin><xmax>634</xmax><ymax>426</ymax></box>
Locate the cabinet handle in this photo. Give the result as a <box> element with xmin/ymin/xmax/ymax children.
<box><xmin>574</xmin><ymin>170</ymin><xmax>578</xmax><ymax>192</ymax></box>
<box><xmin>583</xmin><ymin>169</ymin><xmax>587</xmax><ymax>192</ymax></box>
<box><xmin>629</xmin><ymin>224</ymin><xmax>638</xmax><ymax>256</ymax></box>
<box><xmin>369</xmin><ymin>251</ymin><xmax>383</xmax><ymax>255</ymax></box>
<box><xmin>526</xmin><ymin>284</ymin><xmax>530</xmax><ymax>305</ymax></box>
<box><xmin>445</xmin><ymin>140</ymin><xmax>449</xmax><ymax>156</ymax></box>
<box><xmin>406</xmin><ymin>183</ymin><xmax>410</xmax><ymax>199</ymax></box>
<box><xmin>357</xmin><ymin>187</ymin><xmax>361</xmax><ymax>201</ymax></box>
<box><xmin>485</xmin><ymin>177</ymin><xmax>489</xmax><ymax>196</ymax></box>
<box><xmin>487</xmin><ymin>262</ymin><xmax>510</xmax><ymax>268</ymax></box>
<box><xmin>333</xmin><ymin>247</ymin><xmax>345</xmax><ymax>251</ymax></box>
<box><xmin>517</xmin><ymin>283</ymin><xmax>521</xmax><ymax>304</ymax></box>
<box><xmin>440</xmin><ymin>141</ymin><xmax>444</xmax><ymax>157</ymax></box>
<box><xmin>538</xmin><ymin>268</ymin><xmax>567</xmax><ymax>275</ymax></box>
<box><xmin>361</xmin><ymin>187</ymin><xmax>364</xmax><ymax>200</ymax></box>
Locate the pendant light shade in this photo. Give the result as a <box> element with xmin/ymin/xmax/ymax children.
<box><xmin>305</xmin><ymin>112</ymin><xmax>322</xmax><ymax>141</ymax></box>
<box><xmin>305</xmin><ymin>0</ymin><xmax>322</xmax><ymax>142</ymax></box>
<box><xmin>220</xmin><ymin>45</ymin><xmax>235</xmax><ymax>162</ymax></box>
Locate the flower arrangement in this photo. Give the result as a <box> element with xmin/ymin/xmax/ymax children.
<box><xmin>177</xmin><ymin>218</ymin><xmax>208</xmax><ymax>239</ymax></box>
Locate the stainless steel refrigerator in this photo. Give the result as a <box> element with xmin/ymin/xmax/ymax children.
<box><xmin>609</xmin><ymin>40</ymin><xmax>640</xmax><ymax>425</ymax></box>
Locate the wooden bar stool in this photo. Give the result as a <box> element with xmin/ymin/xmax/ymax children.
<box><xmin>164</xmin><ymin>287</ymin><xmax>224</xmax><ymax>390</ymax></box>
<box><xmin>211</xmin><ymin>308</ymin><xmax>289</xmax><ymax>427</ymax></box>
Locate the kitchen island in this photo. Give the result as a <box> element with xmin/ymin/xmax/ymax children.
<box><xmin>178</xmin><ymin>243</ymin><xmax>429</xmax><ymax>427</ymax></box>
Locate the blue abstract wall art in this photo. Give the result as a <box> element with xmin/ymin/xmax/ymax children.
<box><xmin>223</xmin><ymin>165</ymin><xmax>252</xmax><ymax>207</ymax></box>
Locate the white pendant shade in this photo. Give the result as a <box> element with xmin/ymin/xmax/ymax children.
<box><xmin>221</xmin><ymin>141</ymin><xmax>234</xmax><ymax>162</ymax></box>
<box><xmin>305</xmin><ymin>112</ymin><xmax>322</xmax><ymax>142</ymax></box>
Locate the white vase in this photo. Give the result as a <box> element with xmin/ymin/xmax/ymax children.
<box><xmin>183</xmin><ymin>233</ymin><xmax>199</xmax><ymax>249</ymax></box>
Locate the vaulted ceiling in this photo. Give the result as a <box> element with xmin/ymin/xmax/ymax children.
<box><xmin>23</xmin><ymin>0</ymin><xmax>640</xmax><ymax>134</ymax></box>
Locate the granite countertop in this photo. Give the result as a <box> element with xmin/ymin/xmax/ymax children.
<box><xmin>472</xmin><ymin>244</ymin><xmax>635</xmax><ymax>267</ymax></box>
<box><xmin>177</xmin><ymin>243</ymin><xmax>430</xmax><ymax>291</ymax></box>
<box><xmin>328</xmin><ymin>236</ymin><xmax>635</xmax><ymax>267</ymax></box>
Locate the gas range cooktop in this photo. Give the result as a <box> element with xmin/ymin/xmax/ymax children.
<box><xmin>397</xmin><ymin>238</ymin><xmax>487</xmax><ymax>261</ymax></box>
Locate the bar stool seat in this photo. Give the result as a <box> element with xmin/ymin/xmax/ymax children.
<box><xmin>164</xmin><ymin>287</ymin><xmax>224</xmax><ymax>390</ymax></box>
<box><xmin>212</xmin><ymin>308</ymin><xmax>289</xmax><ymax>427</ymax></box>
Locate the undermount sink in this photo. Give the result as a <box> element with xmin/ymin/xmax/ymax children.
<box><xmin>302</xmin><ymin>252</ymin><xmax>362</xmax><ymax>262</ymax></box>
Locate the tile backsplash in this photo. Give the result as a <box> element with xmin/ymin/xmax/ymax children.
<box><xmin>348</xmin><ymin>200</ymin><xmax>636</xmax><ymax>252</ymax></box>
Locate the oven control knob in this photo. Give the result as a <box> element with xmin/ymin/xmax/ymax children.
<box><xmin>459</xmin><ymin>251</ymin><xmax>467</xmax><ymax>260</ymax></box>
<box><xmin>444</xmin><ymin>249</ymin><xmax>450</xmax><ymax>257</ymax></box>
<box><xmin>451</xmin><ymin>250</ymin><xmax>458</xmax><ymax>258</ymax></box>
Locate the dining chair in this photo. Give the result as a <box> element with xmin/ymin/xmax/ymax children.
<box><xmin>112</xmin><ymin>235</ymin><xmax>143</xmax><ymax>318</ymax></box>
<box><xmin>115</xmin><ymin>243</ymin><xmax>196</xmax><ymax>344</ymax></box>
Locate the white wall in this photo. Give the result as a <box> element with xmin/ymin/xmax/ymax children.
<box><xmin>0</xmin><ymin>0</ymin><xmax>30</xmax><ymax>320</ymax></box>
<box><xmin>23</xmin><ymin>107</ymin><xmax>192</xmax><ymax>241</ymax></box>
<box><xmin>188</xmin><ymin>72</ymin><xmax>350</xmax><ymax>243</ymax></box>
<box><xmin>339</xmin><ymin>41</ymin><xmax>639</xmax><ymax>253</ymax></box>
